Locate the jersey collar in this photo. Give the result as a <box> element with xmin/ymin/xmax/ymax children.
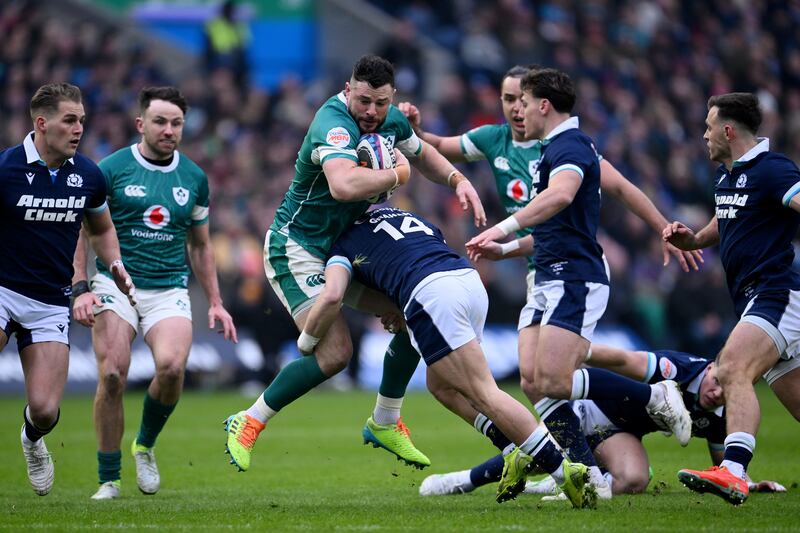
<box><xmin>543</xmin><ymin>116</ymin><xmax>579</xmax><ymax>143</ymax></box>
<box><xmin>512</xmin><ymin>138</ymin><xmax>541</xmax><ymax>149</ymax></box>
<box><xmin>24</xmin><ymin>131</ymin><xmax>74</xmax><ymax>167</ymax></box>
<box><xmin>131</xmin><ymin>144</ymin><xmax>181</xmax><ymax>172</ymax></box>
<box><xmin>732</xmin><ymin>137</ymin><xmax>769</xmax><ymax>168</ymax></box>
<box><xmin>337</xmin><ymin>91</ymin><xmax>347</xmax><ymax>105</ymax></box>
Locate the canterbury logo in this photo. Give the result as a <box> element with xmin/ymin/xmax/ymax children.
<box><xmin>124</xmin><ymin>185</ymin><xmax>147</xmax><ymax>197</ymax></box>
<box><xmin>305</xmin><ymin>274</ymin><xmax>326</xmax><ymax>287</ymax></box>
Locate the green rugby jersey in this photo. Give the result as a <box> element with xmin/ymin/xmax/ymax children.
<box><xmin>95</xmin><ymin>145</ymin><xmax>210</xmax><ymax>289</ymax></box>
<box><xmin>270</xmin><ymin>92</ymin><xmax>422</xmax><ymax>259</ymax></box>
<box><xmin>461</xmin><ymin>123</ymin><xmax>541</xmax><ymax>270</ymax></box>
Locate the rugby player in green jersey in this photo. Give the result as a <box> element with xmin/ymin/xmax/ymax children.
<box><xmin>398</xmin><ymin>65</ymin><xmax>702</xmax><ymax>498</ymax></box>
<box><xmin>72</xmin><ymin>87</ymin><xmax>238</xmax><ymax>500</ymax></box>
<box><xmin>223</xmin><ymin>55</ymin><xmax>486</xmax><ymax>474</ymax></box>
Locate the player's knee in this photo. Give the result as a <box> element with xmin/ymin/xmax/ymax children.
<box><xmin>520</xmin><ymin>375</ymin><xmax>537</xmax><ymax>399</ymax></box>
<box><xmin>613</xmin><ymin>472</ymin><xmax>650</xmax><ymax>494</ymax></box>
<box><xmin>155</xmin><ymin>361</ymin><xmax>186</xmax><ymax>388</ymax></box>
<box><xmin>315</xmin><ymin>342</ymin><xmax>353</xmax><ymax>376</ymax></box>
<box><xmin>99</xmin><ymin>369</ymin><xmax>127</xmax><ymax>396</ymax></box>
<box><xmin>535</xmin><ymin>373</ymin><xmax>571</xmax><ymax>399</ymax></box>
<box><xmin>27</xmin><ymin>400</ymin><xmax>59</xmax><ymax>428</ymax></box>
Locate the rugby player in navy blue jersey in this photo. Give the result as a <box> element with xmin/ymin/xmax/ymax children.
<box><xmin>665</xmin><ymin>92</ymin><xmax>800</xmax><ymax>505</ymax></box>
<box><xmin>419</xmin><ymin>344</ymin><xmax>786</xmax><ymax>497</ymax></box>
<box><xmin>296</xmin><ymin>207</ymin><xmax>596</xmax><ymax>507</ymax></box>
<box><xmin>0</xmin><ymin>83</ymin><xmax>135</xmax><ymax>496</ymax></box>
<box><xmin>467</xmin><ymin>69</ymin><xmax>692</xmax><ymax>500</ymax></box>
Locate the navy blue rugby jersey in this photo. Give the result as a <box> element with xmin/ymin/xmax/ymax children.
<box><xmin>0</xmin><ymin>133</ymin><xmax>107</xmax><ymax>306</ymax></box>
<box><xmin>593</xmin><ymin>350</ymin><xmax>726</xmax><ymax>446</ymax></box>
<box><xmin>328</xmin><ymin>207</ymin><xmax>472</xmax><ymax>308</ymax></box>
<box><xmin>533</xmin><ymin>117</ymin><xmax>607</xmax><ymax>284</ymax></box>
<box><xmin>714</xmin><ymin>139</ymin><xmax>800</xmax><ymax>316</ymax></box>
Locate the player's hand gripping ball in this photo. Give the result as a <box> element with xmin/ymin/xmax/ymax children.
<box><xmin>357</xmin><ymin>133</ymin><xmax>398</xmax><ymax>204</ymax></box>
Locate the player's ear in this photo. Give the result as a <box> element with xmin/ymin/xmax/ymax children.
<box><xmin>134</xmin><ymin>116</ymin><xmax>145</xmax><ymax>134</ymax></box>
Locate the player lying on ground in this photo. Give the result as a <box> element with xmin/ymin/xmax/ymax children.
<box><xmin>419</xmin><ymin>344</ymin><xmax>786</xmax><ymax>498</ymax></box>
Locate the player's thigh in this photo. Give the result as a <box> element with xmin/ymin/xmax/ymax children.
<box><xmin>535</xmin><ymin>325</ymin><xmax>590</xmax><ymax>385</ymax></box>
<box><xmin>718</xmin><ymin>321</ymin><xmax>780</xmax><ymax>383</ymax></box>
<box><xmin>263</xmin><ymin>230</ymin><xmax>326</xmax><ymax>319</ymax></box>
<box><xmin>92</xmin><ymin>309</ymin><xmax>136</xmax><ymax>374</ymax></box>
<box><xmin>766</xmin><ymin>361</ymin><xmax>800</xmax><ymax>423</ymax></box>
<box><xmin>518</xmin><ymin>324</ymin><xmax>540</xmax><ymax>385</ymax></box>
<box><xmin>593</xmin><ymin>432</ymin><xmax>650</xmax><ymax>493</ymax></box>
<box><xmin>20</xmin><ymin>341</ymin><xmax>70</xmax><ymax>414</ymax></box>
<box><xmin>428</xmin><ymin>339</ymin><xmax>496</xmax><ymax>400</ymax></box>
<box><xmin>145</xmin><ymin>317</ymin><xmax>193</xmax><ymax>372</ymax></box>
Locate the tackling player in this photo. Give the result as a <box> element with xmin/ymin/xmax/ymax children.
<box><xmin>297</xmin><ymin>206</ymin><xmax>596</xmax><ymax>507</ymax></box>
<box><xmin>223</xmin><ymin>55</ymin><xmax>485</xmax><ymax>474</ymax></box>
<box><xmin>0</xmin><ymin>83</ymin><xmax>135</xmax><ymax>496</ymax></box>
<box><xmin>72</xmin><ymin>86</ymin><xmax>237</xmax><ymax>500</ymax></box>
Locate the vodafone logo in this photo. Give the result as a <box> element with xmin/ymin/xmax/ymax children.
<box><xmin>659</xmin><ymin>357</ymin><xmax>677</xmax><ymax>380</ymax></box>
<box><xmin>143</xmin><ymin>205</ymin><xmax>171</xmax><ymax>230</ymax></box>
<box><xmin>506</xmin><ymin>179</ymin><xmax>529</xmax><ymax>202</ymax></box>
<box><xmin>326</xmin><ymin>127</ymin><xmax>351</xmax><ymax>148</ymax></box>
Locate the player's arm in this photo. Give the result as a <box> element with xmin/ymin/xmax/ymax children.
<box><xmin>187</xmin><ymin>223</ymin><xmax>238</xmax><ymax>343</ymax></box>
<box><xmin>600</xmin><ymin>159</ymin><xmax>702</xmax><ymax>272</ymax></box>
<box><xmin>323</xmin><ymin>154</ymin><xmax>410</xmax><ymax>202</ymax></box>
<box><xmin>83</xmin><ymin>208</ymin><xmax>136</xmax><ymax>306</ymax></box>
<box><xmin>467</xmin><ymin>170</ymin><xmax>581</xmax><ymax>250</ymax></box>
<box><xmin>396</xmin><ymin>101</ymin><xmax>467</xmax><ymax>162</ymax></box>
<box><xmin>298</xmin><ymin>260</ymin><xmax>352</xmax><ymax>355</ymax></box>
<box><xmin>408</xmin><ymin>140</ymin><xmax>486</xmax><ymax>226</ymax></box>
<box><xmin>467</xmin><ymin>234</ymin><xmax>533</xmax><ymax>263</ymax></box>
<box><xmin>663</xmin><ymin>216</ymin><xmax>720</xmax><ymax>250</ymax></box>
<box><xmin>71</xmin><ymin>227</ymin><xmax>100</xmax><ymax>327</ymax></box>
<box><xmin>585</xmin><ymin>344</ymin><xmax>651</xmax><ymax>381</ymax></box>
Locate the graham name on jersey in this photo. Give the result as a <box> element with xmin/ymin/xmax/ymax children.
<box><xmin>16</xmin><ymin>194</ymin><xmax>86</xmax><ymax>222</ymax></box>
<box><xmin>715</xmin><ymin>192</ymin><xmax>748</xmax><ymax>219</ymax></box>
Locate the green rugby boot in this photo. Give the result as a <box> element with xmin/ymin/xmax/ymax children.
<box><xmin>496</xmin><ymin>448</ymin><xmax>532</xmax><ymax>503</ymax></box>
<box><xmin>559</xmin><ymin>460</ymin><xmax>597</xmax><ymax>509</ymax></box>
<box><xmin>362</xmin><ymin>416</ymin><xmax>430</xmax><ymax>469</ymax></box>
<box><xmin>224</xmin><ymin>411</ymin><xmax>265</xmax><ymax>472</ymax></box>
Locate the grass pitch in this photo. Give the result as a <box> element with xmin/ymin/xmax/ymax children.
<box><xmin>1</xmin><ymin>384</ymin><xmax>798</xmax><ymax>531</ymax></box>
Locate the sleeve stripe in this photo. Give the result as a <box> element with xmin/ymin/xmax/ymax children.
<box><xmin>550</xmin><ymin>163</ymin><xmax>584</xmax><ymax>180</ymax></box>
<box><xmin>782</xmin><ymin>181</ymin><xmax>800</xmax><ymax>205</ymax></box>
<box><xmin>191</xmin><ymin>205</ymin><xmax>209</xmax><ymax>221</ymax></box>
<box><xmin>460</xmin><ymin>134</ymin><xmax>485</xmax><ymax>162</ymax></box>
<box><xmin>326</xmin><ymin>256</ymin><xmax>352</xmax><ymax>277</ymax></box>
<box><xmin>396</xmin><ymin>136</ymin><xmax>423</xmax><ymax>157</ymax></box>
<box><xmin>86</xmin><ymin>201</ymin><xmax>108</xmax><ymax>214</ymax></box>
<box><xmin>644</xmin><ymin>352</ymin><xmax>657</xmax><ymax>382</ymax></box>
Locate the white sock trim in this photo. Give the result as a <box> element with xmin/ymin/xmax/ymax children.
<box><xmin>246</xmin><ymin>395</ymin><xmax>277</xmax><ymax>424</ymax></box>
<box><xmin>373</xmin><ymin>394</ymin><xmax>404</xmax><ymax>425</ymax></box>
<box><xmin>473</xmin><ymin>413</ymin><xmax>490</xmax><ymax>435</ymax></box>
<box><xmin>570</xmin><ymin>368</ymin><xmax>589</xmax><ymax>400</ymax></box>
<box><xmin>724</xmin><ymin>432</ymin><xmax>756</xmax><ymax>453</ymax></box>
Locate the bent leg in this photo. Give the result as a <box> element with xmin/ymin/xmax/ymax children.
<box><xmin>593</xmin><ymin>432</ymin><xmax>650</xmax><ymax>494</ymax></box>
<box><xmin>21</xmin><ymin>341</ymin><xmax>69</xmax><ymax>433</ymax></box>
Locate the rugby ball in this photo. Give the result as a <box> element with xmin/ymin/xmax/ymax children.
<box><xmin>357</xmin><ymin>133</ymin><xmax>398</xmax><ymax>204</ymax></box>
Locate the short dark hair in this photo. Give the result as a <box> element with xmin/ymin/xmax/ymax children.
<box><xmin>352</xmin><ymin>55</ymin><xmax>395</xmax><ymax>89</ymax></box>
<box><xmin>139</xmin><ymin>86</ymin><xmax>188</xmax><ymax>115</ymax></box>
<box><xmin>520</xmin><ymin>68</ymin><xmax>576</xmax><ymax>114</ymax></box>
<box><xmin>707</xmin><ymin>92</ymin><xmax>761</xmax><ymax>134</ymax></box>
<box><xmin>29</xmin><ymin>83</ymin><xmax>82</xmax><ymax>120</ymax></box>
<box><xmin>503</xmin><ymin>64</ymin><xmax>541</xmax><ymax>82</ymax></box>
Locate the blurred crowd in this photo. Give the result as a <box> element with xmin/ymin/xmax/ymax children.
<box><xmin>3</xmin><ymin>0</ymin><xmax>799</xmax><ymax>373</ymax></box>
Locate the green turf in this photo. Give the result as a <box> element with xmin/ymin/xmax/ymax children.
<box><xmin>1</xmin><ymin>384</ymin><xmax>798</xmax><ymax>531</ymax></box>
